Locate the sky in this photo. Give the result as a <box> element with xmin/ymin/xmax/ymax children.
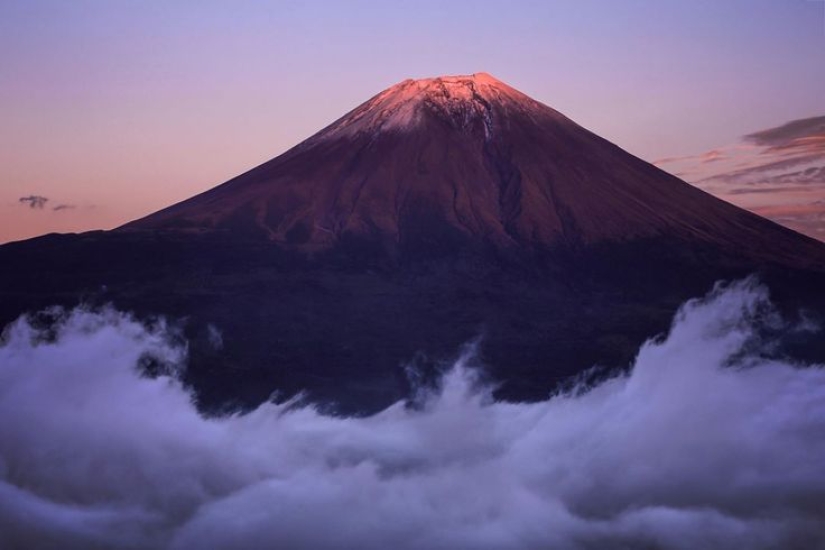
<box><xmin>655</xmin><ymin>115</ymin><xmax>825</xmax><ymax>239</ymax></box>
<box><xmin>1</xmin><ymin>0</ymin><xmax>825</xmax><ymax>243</ymax></box>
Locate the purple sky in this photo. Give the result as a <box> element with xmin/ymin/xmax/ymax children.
<box><xmin>2</xmin><ymin>0</ymin><xmax>824</xmax><ymax>242</ymax></box>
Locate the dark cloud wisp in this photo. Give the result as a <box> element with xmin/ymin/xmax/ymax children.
<box><xmin>745</xmin><ymin>115</ymin><xmax>825</xmax><ymax>147</ymax></box>
<box><xmin>18</xmin><ymin>195</ymin><xmax>48</xmax><ymax>209</ymax></box>
<box><xmin>15</xmin><ymin>196</ymin><xmax>80</xmax><ymax>213</ymax></box>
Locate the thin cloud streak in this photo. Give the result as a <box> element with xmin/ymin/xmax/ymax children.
<box><xmin>18</xmin><ymin>195</ymin><xmax>48</xmax><ymax>209</ymax></box>
<box><xmin>656</xmin><ymin>115</ymin><xmax>825</xmax><ymax>240</ymax></box>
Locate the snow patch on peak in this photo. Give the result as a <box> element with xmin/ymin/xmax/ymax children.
<box><xmin>410</xmin><ymin>73</ymin><xmax>515</xmax><ymax>103</ymax></box>
<box><xmin>416</xmin><ymin>72</ymin><xmax>503</xmax><ymax>87</ymax></box>
<box><xmin>311</xmin><ymin>73</ymin><xmax>543</xmax><ymax>142</ymax></box>
<box><xmin>311</xmin><ymin>79</ymin><xmax>425</xmax><ymax>140</ymax></box>
<box><xmin>471</xmin><ymin>71</ymin><xmax>500</xmax><ymax>83</ymax></box>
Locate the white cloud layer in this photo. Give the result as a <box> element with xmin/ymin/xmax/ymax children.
<box><xmin>1</xmin><ymin>279</ymin><xmax>824</xmax><ymax>549</ymax></box>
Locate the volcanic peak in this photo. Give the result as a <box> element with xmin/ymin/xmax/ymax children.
<box><xmin>119</xmin><ymin>73</ymin><xmax>825</xmax><ymax>270</ymax></box>
<box><xmin>312</xmin><ymin>72</ymin><xmax>548</xmax><ymax>140</ymax></box>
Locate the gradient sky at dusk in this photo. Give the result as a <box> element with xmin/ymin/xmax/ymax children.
<box><xmin>2</xmin><ymin>0</ymin><xmax>824</xmax><ymax>243</ymax></box>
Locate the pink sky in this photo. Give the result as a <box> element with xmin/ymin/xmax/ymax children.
<box><xmin>2</xmin><ymin>1</ymin><xmax>824</xmax><ymax>243</ymax></box>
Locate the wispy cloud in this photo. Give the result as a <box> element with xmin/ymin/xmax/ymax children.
<box><xmin>656</xmin><ymin>115</ymin><xmax>825</xmax><ymax>241</ymax></box>
<box><xmin>727</xmin><ymin>185</ymin><xmax>813</xmax><ymax>195</ymax></box>
<box><xmin>700</xmin><ymin>149</ymin><xmax>727</xmax><ymax>163</ymax></box>
<box><xmin>745</xmin><ymin>115</ymin><xmax>825</xmax><ymax>147</ymax></box>
<box><xmin>18</xmin><ymin>195</ymin><xmax>48</xmax><ymax>209</ymax></box>
<box><xmin>15</xmin><ymin>196</ymin><xmax>82</xmax><ymax>213</ymax></box>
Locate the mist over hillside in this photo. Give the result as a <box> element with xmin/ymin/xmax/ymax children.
<box><xmin>1</xmin><ymin>279</ymin><xmax>824</xmax><ymax>549</ymax></box>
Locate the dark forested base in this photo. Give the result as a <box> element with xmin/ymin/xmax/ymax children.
<box><xmin>3</xmin><ymin>231</ymin><xmax>823</xmax><ymax>415</ymax></box>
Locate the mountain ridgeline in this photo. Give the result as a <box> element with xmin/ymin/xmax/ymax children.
<box><xmin>3</xmin><ymin>73</ymin><xmax>825</xmax><ymax>412</ymax></box>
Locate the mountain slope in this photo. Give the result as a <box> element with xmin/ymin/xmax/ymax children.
<box><xmin>3</xmin><ymin>73</ymin><xmax>825</xmax><ymax>413</ymax></box>
<box><xmin>122</xmin><ymin>73</ymin><xmax>825</xmax><ymax>267</ymax></box>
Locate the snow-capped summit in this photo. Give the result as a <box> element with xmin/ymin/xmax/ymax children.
<box><xmin>311</xmin><ymin>73</ymin><xmax>549</xmax><ymax>139</ymax></box>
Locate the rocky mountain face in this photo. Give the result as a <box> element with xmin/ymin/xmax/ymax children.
<box><xmin>3</xmin><ymin>74</ymin><xmax>825</xmax><ymax>413</ymax></box>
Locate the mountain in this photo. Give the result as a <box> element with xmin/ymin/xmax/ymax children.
<box><xmin>122</xmin><ymin>73</ymin><xmax>821</xmax><ymax>266</ymax></box>
<box><xmin>3</xmin><ymin>73</ymin><xmax>825</xmax><ymax>413</ymax></box>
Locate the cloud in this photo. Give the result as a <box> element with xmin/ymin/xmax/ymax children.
<box><xmin>725</xmin><ymin>115</ymin><xmax>825</xmax><ymax>179</ymax></box>
<box><xmin>653</xmin><ymin>155</ymin><xmax>692</xmax><ymax>165</ymax></box>
<box><xmin>700</xmin><ymin>149</ymin><xmax>726</xmax><ymax>163</ymax></box>
<box><xmin>745</xmin><ymin>115</ymin><xmax>825</xmax><ymax>148</ymax></box>
<box><xmin>0</xmin><ymin>279</ymin><xmax>824</xmax><ymax>549</ymax></box>
<box><xmin>14</xmin><ymin>196</ymin><xmax>84</xmax><ymax>214</ymax></box>
<box><xmin>653</xmin><ymin>146</ymin><xmax>750</xmax><ymax>168</ymax></box>
<box><xmin>18</xmin><ymin>195</ymin><xmax>49</xmax><ymax>209</ymax></box>
<box><xmin>727</xmin><ymin>185</ymin><xmax>813</xmax><ymax>195</ymax></box>
<box><xmin>206</xmin><ymin>324</ymin><xmax>223</xmax><ymax>350</ymax></box>
<box><xmin>656</xmin><ymin>115</ymin><xmax>825</xmax><ymax>240</ymax></box>
<box><xmin>697</xmin><ymin>156</ymin><xmax>825</xmax><ymax>186</ymax></box>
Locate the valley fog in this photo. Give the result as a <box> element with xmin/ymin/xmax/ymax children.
<box><xmin>0</xmin><ymin>279</ymin><xmax>824</xmax><ymax>549</ymax></box>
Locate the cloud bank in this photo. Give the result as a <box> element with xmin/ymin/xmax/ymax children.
<box><xmin>0</xmin><ymin>280</ymin><xmax>824</xmax><ymax>549</ymax></box>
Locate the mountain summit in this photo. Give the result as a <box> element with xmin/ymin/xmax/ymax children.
<box><xmin>122</xmin><ymin>74</ymin><xmax>822</xmax><ymax>266</ymax></box>
<box><xmin>3</xmin><ymin>74</ymin><xmax>825</xmax><ymax>412</ymax></box>
<box><xmin>308</xmin><ymin>72</ymin><xmax>532</xmax><ymax>138</ymax></box>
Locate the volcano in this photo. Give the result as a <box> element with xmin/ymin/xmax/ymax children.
<box><xmin>123</xmin><ymin>73</ymin><xmax>821</xmax><ymax>265</ymax></box>
<box><xmin>3</xmin><ymin>73</ymin><xmax>825</xmax><ymax>412</ymax></box>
